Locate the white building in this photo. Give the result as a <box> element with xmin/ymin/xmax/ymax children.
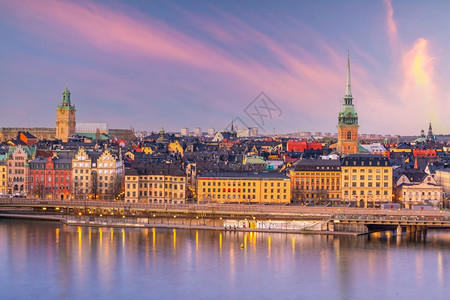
<box><xmin>76</xmin><ymin>123</ymin><xmax>108</xmax><ymax>134</ymax></box>
<box><xmin>180</xmin><ymin>128</ymin><xmax>189</xmax><ymax>136</ymax></box>
<box><xmin>193</xmin><ymin>127</ymin><xmax>202</xmax><ymax>137</ymax></box>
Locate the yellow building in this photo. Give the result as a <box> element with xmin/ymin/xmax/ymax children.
<box><xmin>341</xmin><ymin>154</ymin><xmax>393</xmax><ymax>208</ymax></box>
<box><xmin>56</xmin><ymin>85</ymin><xmax>76</xmax><ymax>142</ymax></box>
<box><xmin>0</xmin><ymin>161</ymin><xmax>7</xmax><ymax>195</ymax></box>
<box><xmin>289</xmin><ymin>159</ymin><xmax>341</xmax><ymax>205</ymax></box>
<box><xmin>72</xmin><ymin>147</ymin><xmax>92</xmax><ymax>198</ymax></box>
<box><xmin>168</xmin><ymin>140</ymin><xmax>184</xmax><ymax>155</ymax></box>
<box><xmin>125</xmin><ymin>165</ymin><xmax>186</xmax><ymax>204</ymax></box>
<box><xmin>197</xmin><ymin>172</ymin><xmax>290</xmax><ymax>204</ymax></box>
<box><xmin>72</xmin><ymin>147</ymin><xmax>124</xmax><ymax>200</ymax></box>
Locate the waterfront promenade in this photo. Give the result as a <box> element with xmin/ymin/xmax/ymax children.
<box><xmin>1</xmin><ymin>198</ymin><xmax>450</xmax><ymax>235</ymax></box>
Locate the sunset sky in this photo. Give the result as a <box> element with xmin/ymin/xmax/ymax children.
<box><xmin>0</xmin><ymin>0</ymin><xmax>449</xmax><ymax>135</ymax></box>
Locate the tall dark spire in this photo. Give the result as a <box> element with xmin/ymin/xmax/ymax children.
<box><xmin>338</xmin><ymin>52</ymin><xmax>358</xmax><ymax>126</ymax></box>
<box><xmin>345</xmin><ymin>52</ymin><xmax>352</xmax><ymax>98</ymax></box>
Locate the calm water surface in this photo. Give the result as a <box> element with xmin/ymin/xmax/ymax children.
<box><xmin>0</xmin><ymin>219</ymin><xmax>449</xmax><ymax>300</ymax></box>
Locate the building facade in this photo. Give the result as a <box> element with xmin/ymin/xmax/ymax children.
<box><xmin>28</xmin><ymin>156</ymin><xmax>72</xmax><ymax>200</ymax></box>
<box><xmin>336</xmin><ymin>55</ymin><xmax>359</xmax><ymax>156</ymax></box>
<box><xmin>72</xmin><ymin>148</ymin><xmax>124</xmax><ymax>200</ymax></box>
<box><xmin>197</xmin><ymin>172</ymin><xmax>291</xmax><ymax>204</ymax></box>
<box><xmin>6</xmin><ymin>146</ymin><xmax>29</xmax><ymax>195</ymax></box>
<box><xmin>125</xmin><ymin>165</ymin><xmax>186</xmax><ymax>204</ymax></box>
<box><xmin>289</xmin><ymin>159</ymin><xmax>341</xmax><ymax>204</ymax></box>
<box><xmin>341</xmin><ymin>154</ymin><xmax>393</xmax><ymax>208</ymax></box>
<box><xmin>56</xmin><ymin>86</ymin><xmax>76</xmax><ymax>142</ymax></box>
<box><xmin>397</xmin><ymin>182</ymin><xmax>443</xmax><ymax>209</ymax></box>
<box><xmin>0</xmin><ymin>161</ymin><xmax>6</xmax><ymax>195</ymax></box>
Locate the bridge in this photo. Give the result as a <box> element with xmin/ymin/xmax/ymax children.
<box><xmin>1</xmin><ymin>198</ymin><xmax>449</xmax><ymax>236</ymax></box>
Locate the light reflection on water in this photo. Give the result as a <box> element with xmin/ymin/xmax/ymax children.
<box><xmin>0</xmin><ymin>219</ymin><xmax>449</xmax><ymax>300</ymax></box>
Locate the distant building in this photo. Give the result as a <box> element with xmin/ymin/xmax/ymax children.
<box><xmin>194</xmin><ymin>127</ymin><xmax>202</xmax><ymax>137</ymax></box>
<box><xmin>181</xmin><ymin>128</ymin><xmax>189</xmax><ymax>137</ymax></box>
<box><xmin>207</xmin><ymin>128</ymin><xmax>215</xmax><ymax>136</ymax></box>
<box><xmin>299</xmin><ymin>132</ymin><xmax>311</xmax><ymax>138</ymax></box>
<box><xmin>76</xmin><ymin>123</ymin><xmax>108</xmax><ymax>134</ymax></box>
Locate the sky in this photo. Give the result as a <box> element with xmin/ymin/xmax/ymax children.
<box><xmin>0</xmin><ymin>0</ymin><xmax>449</xmax><ymax>136</ymax></box>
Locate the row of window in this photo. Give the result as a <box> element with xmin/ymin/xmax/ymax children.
<box><xmin>343</xmin><ymin>168</ymin><xmax>389</xmax><ymax>173</ymax></box>
<box><xmin>30</xmin><ymin>184</ymin><xmax>69</xmax><ymax>190</ymax></box>
<box><xmin>127</xmin><ymin>183</ymin><xmax>184</xmax><ymax>189</ymax></box>
<box><xmin>297</xmin><ymin>185</ymin><xmax>339</xmax><ymax>191</ymax></box>
<box><xmin>343</xmin><ymin>182</ymin><xmax>389</xmax><ymax>187</ymax></box>
<box><xmin>127</xmin><ymin>176</ymin><xmax>185</xmax><ymax>181</ymax></box>
<box><xmin>202</xmin><ymin>194</ymin><xmax>287</xmax><ymax>200</ymax></box>
<box><xmin>30</xmin><ymin>176</ymin><xmax>69</xmax><ymax>183</ymax></box>
<box><xmin>344</xmin><ymin>175</ymin><xmax>389</xmax><ymax>181</ymax></box>
<box><xmin>297</xmin><ymin>178</ymin><xmax>340</xmax><ymax>183</ymax></box>
<box><xmin>201</xmin><ymin>188</ymin><xmax>287</xmax><ymax>194</ymax></box>
<box><xmin>344</xmin><ymin>190</ymin><xmax>389</xmax><ymax>195</ymax></box>
<box><xmin>403</xmin><ymin>191</ymin><xmax>440</xmax><ymax>196</ymax></box>
<box><xmin>127</xmin><ymin>191</ymin><xmax>184</xmax><ymax>198</ymax></box>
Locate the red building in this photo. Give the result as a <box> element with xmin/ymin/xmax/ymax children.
<box><xmin>287</xmin><ymin>140</ymin><xmax>322</xmax><ymax>152</ymax></box>
<box><xmin>413</xmin><ymin>149</ymin><xmax>437</xmax><ymax>157</ymax></box>
<box><xmin>28</xmin><ymin>156</ymin><xmax>72</xmax><ymax>200</ymax></box>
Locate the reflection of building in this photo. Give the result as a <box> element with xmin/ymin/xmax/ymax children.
<box><xmin>341</xmin><ymin>154</ymin><xmax>392</xmax><ymax>208</ymax></box>
<box><xmin>336</xmin><ymin>54</ymin><xmax>359</xmax><ymax>155</ymax></box>
<box><xmin>289</xmin><ymin>159</ymin><xmax>341</xmax><ymax>203</ymax></box>
<box><xmin>125</xmin><ymin>165</ymin><xmax>186</xmax><ymax>204</ymax></box>
<box><xmin>197</xmin><ymin>172</ymin><xmax>290</xmax><ymax>204</ymax></box>
<box><xmin>56</xmin><ymin>85</ymin><xmax>76</xmax><ymax>142</ymax></box>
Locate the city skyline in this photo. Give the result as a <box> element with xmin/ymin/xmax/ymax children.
<box><xmin>1</xmin><ymin>0</ymin><xmax>449</xmax><ymax>135</ymax></box>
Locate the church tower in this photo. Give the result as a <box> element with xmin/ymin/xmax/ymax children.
<box><xmin>337</xmin><ymin>53</ymin><xmax>359</xmax><ymax>156</ymax></box>
<box><xmin>56</xmin><ymin>85</ymin><xmax>76</xmax><ymax>142</ymax></box>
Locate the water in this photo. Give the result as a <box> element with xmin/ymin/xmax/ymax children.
<box><xmin>0</xmin><ymin>219</ymin><xmax>449</xmax><ymax>300</ymax></box>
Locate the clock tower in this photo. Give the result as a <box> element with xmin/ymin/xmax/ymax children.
<box><xmin>56</xmin><ymin>85</ymin><xmax>76</xmax><ymax>142</ymax></box>
<box><xmin>337</xmin><ymin>54</ymin><xmax>359</xmax><ymax>156</ymax></box>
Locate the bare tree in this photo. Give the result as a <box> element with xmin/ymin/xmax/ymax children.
<box><xmin>90</xmin><ymin>171</ymin><xmax>99</xmax><ymax>200</ymax></box>
<box><xmin>32</xmin><ymin>182</ymin><xmax>46</xmax><ymax>199</ymax></box>
<box><xmin>108</xmin><ymin>174</ymin><xmax>124</xmax><ymax>201</ymax></box>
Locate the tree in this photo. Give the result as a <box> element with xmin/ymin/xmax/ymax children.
<box><xmin>90</xmin><ymin>171</ymin><xmax>99</xmax><ymax>200</ymax></box>
<box><xmin>108</xmin><ymin>174</ymin><xmax>124</xmax><ymax>201</ymax></box>
<box><xmin>33</xmin><ymin>182</ymin><xmax>46</xmax><ymax>199</ymax></box>
<box><xmin>291</xmin><ymin>186</ymin><xmax>307</xmax><ymax>204</ymax></box>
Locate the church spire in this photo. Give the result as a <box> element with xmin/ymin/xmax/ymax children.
<box><xmin>345</xmin><ymin>51</ymin><xmax>352</xmax><ymax>102</ymax></box>
<box><xmin>61</xmin><ymin>85</ymin><xmax>71</xmax><ymax>106</ymax></box>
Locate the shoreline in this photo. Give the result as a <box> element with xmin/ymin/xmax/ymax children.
<box><xmin>0</xmin><ymin>213</ymin><xmax>362</xmax><ymax>236</ymax></box>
